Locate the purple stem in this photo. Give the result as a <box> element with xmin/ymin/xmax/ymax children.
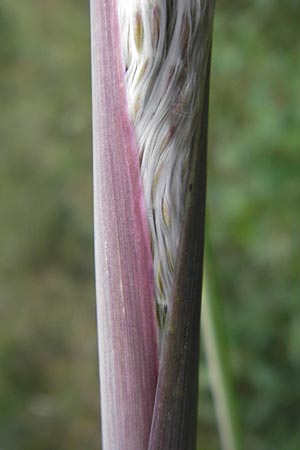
<box><xmin>90</xmin><ymin>2</ymin><xmax>159</xmax><ymax>449</ymax></box>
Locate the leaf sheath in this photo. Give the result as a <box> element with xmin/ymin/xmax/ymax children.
<box><xmin>90</xmin><ymin>1</ymin><xmax>159</xmax><ymax>449</ymax></box>
<box><xmin>148</xmin><ymin>52</ymin><xmax>212</xmax><ymax>450</ymax></box>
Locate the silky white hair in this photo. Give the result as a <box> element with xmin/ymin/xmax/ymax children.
<box><xmin>118</xmin><ymin>0</ymin><xmax>214</xmax><ymax>327</ymax></box>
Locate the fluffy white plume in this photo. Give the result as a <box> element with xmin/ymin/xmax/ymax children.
<box><xmin>118</xmin><ymin>0</ymin><xmax>214</xmax><ymax>326</ymax></box>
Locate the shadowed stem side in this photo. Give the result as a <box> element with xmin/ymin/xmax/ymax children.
<box><xmin>148</xmin><ymin>52</ymin><xmax>212</xmax><ymax>450</ymax></box>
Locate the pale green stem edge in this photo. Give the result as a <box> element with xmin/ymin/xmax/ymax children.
<box><xmin>201</xmin><ymin>238</ymin><xmax>243</xmax><ymax>450</ymax></box>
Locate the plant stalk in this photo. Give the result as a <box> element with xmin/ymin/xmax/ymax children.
<box><xmin>90</xmin><ymin>1</ymin><xmax>159</xmax><ymax>449</ymax></box>
<box><xmin>202</xmin><ymin>237</ymin><xmax>242</xmax><ymax>450</ymax></box>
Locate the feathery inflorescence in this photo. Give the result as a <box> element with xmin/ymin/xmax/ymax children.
<box><xmin>118</xmin><ymin>0</ymin><xmax>214</xmax><ymax>328</ymax></box>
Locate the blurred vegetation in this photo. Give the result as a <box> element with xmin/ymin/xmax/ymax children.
<box><xmin>0</xmin><ymin>0</ymin><xmax>299</xmax><ymax>449</ymax></box>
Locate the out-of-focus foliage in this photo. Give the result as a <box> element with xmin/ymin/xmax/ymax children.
<box><xmin>199</xmin><ymin>1</ymin><xmax>300</xmax><ymax>449</ymax></box>
<box><xmin>0</xmin><ymin>1</ymin><xmax>100</xmax><ymax>449</ymax></box>
<box><xmin>0</xmin><ymin>0</ymin><xmax>299</xmax><ymax>449</ymax></box>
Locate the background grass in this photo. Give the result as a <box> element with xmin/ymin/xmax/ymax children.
<box><xmin>0</xmin><ymin>1</ymin><xmax>299</xmax><ymax>449</ymax></box>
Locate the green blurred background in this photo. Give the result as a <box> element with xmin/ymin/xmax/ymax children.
<box><xmin>0</xmin><ymin>1</ymin><xmax>299</xmax><ymax>449</ymax></box>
